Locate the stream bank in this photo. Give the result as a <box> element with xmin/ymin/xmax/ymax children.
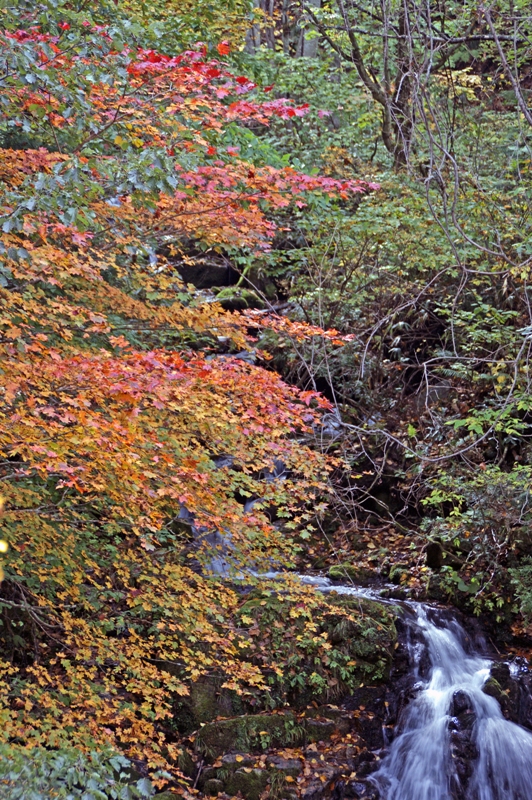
<box><xmin>165</xmin><ymin>581</ymin><xmax>532</xmax><ymax>800</ymax></box>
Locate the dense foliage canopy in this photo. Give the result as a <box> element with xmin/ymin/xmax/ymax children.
<box><xmin>2</xmin><ymin>0</ymin><xmax>532</xmax><ymax>795</ymax></box>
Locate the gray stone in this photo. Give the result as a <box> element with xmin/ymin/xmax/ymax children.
<box><xmin>266</xmin><ymin>756</ymin><xmax>302</xmax><ymax>777</ymax></box>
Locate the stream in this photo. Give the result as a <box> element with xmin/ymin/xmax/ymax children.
<box><xmin>302</xmin><ymin>576</ymin><xmax>532</xmax><ymax>799</ymax></box>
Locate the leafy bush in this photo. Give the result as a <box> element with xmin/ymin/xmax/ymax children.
<box><xmin>0</xmin><ymin>745</ymin><xmax>155</xmax><ymax>799</ymax></box>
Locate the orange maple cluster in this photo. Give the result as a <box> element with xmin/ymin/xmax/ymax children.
<box><xmin>0</xmin><ymin>18</ymin><xmax>375</xmax><ymax>775</ymax></box>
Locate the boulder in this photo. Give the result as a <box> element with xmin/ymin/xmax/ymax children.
<box><xmin>482</xmin><ymin>663</ymin><xmax>519</xmax><ymax>722</ymax></box>
<box><xmin>194</xmin><ymin>712</ymin><xmax>301</xmax><ymax>757</ymax></box>
<box><xmin>328</xmin><ymin>564</ymin><xmax>375</xmax><ymax>586</ymax></box>
<box><xmin>224</xmin><ymin>768</ymin><xmax>269</xmax><ymax>800</ymax></box>
<box><xmin>389</xmin><ymin>563</ymin><xmax>410</xmax><ymax>585</ymax></box>
<box><xmin>306</xmin><ymin>718</ymin><xmax>337</xmax><ymax>742</ymax></box>
<box><xmin>266</xmin><ymin>755</ymin><xmax>302</xmax><ymax>778</ymax></box>
<box><xmin>215</xmin><ymin>287</ymin><xmax>265</xmax><ymax>311</ymax></box>
<box><xmin>202</xmin><ymin>780</ymin><xmax>224</xmax><ymax>797</ymax></box>
<box><xmin>179</xmin><ymin>258</ymin><xmax>235</xmax><ymax>288</ymax></box>
<box><xmin>190</xmin><ymin>676</ymin><xmax>233</xmax><ymax>724</ymax></box>
<box><xmin>448</xmin><ymin>691</ymin><xmax>478</xmax><ymax>798</ymax></box>
<box><xmin>344</xmin><ymin>780</ymin><xmax>380</xmax><ymax>798</ymax></box>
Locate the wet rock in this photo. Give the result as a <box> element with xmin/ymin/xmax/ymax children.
<box><xmin>343</xmin><ymin>779</ymin><xmax>380</xmax><ymax>798</ymax></box>
<box><xmin>356</xmin><ymin>757</ymin><xmax>381</xmax><ymax>777</ymax></box>
<box><xmin>448</xmin><ymin>691</ymin><xmax>478</xmax><ymax>798</ymax></box>
<box><xmin>343</xmin><ymin>687</ymin><xmax>386</xmax><ymax>749</ymax></box>
<box><xmin>344</xmin><ymin>687</ymin><xmax>386</xmax><ymax>715</ymax></box>
<box><xmin>301</xmin><ymin>782</ymin><xmax>326</xmax><ymax>800</ymax></box>
<box><xmin>377</xmin><ymin>586</ymin><xmax>408</xmax><ymax>600</ymax></box>
<box><xmin>355</xmin><ymin>717</ymin><xmax>385</xmax><ymax>751</ymax></box>
<box><xmin>482</xmin><ymin>662</ymin><xmax>520</xmax><ymax>722</ymax></box>
<box><xmin>306</xmin><ymin>718</ymin><xmax>337</xmax><ymax>742</ymax></box>
<box><xmin>518</xmin><ymin>672</ymin><xmax>532</xmax><ymax>729</ymax></box>
<box><xmin>306</xmin><ymin>706</ymin><xmax>352</xmax><ymax>736</ymax></box>
<box><xmin>300</xmin><ymin>766</ymin><xmax>345</xmax><ymax>799</ymax></box>
<box><xmin>221</xmin><ymin>753</ymin><xmax>255</xmax><ymax>770</ymax></box>
<box><xmin>450</xmin><ymin>689</ymin><xmax>472</xmax><ymax>717</ymax></box>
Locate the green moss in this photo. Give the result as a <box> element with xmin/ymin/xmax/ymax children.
<box><xmin>482</xmin><ymin>677</ymin><xmax>504</xmax><ymax>702</ymax></box>
<box><xmin>195</xmin><ymin>712</ymin><xmax>302</xmax><ymax>757</ymax></box>
<box><xmin>225</xmin><ymin>768</ymin><xmax>269</xmax><ymax>800</ymax></box>
<box><xmin>328</xmin><ymin>563</ymin><xmax>375</xmax><ymax>585</ymax></box>
<box><xmin>389</xmin><ymin>563</ymin><xmax>410</xmax><ymax>585</ymax></box>
<box><xmin>154</xmin><ymin>794</ymin><xmax>180</xmax><ymax>799</ymax></box>
<box><xmin>216</xmin><ymin>287</ymin><xmax>265</xmax><ymax>311</ymax></box>
<box><xmin>203</xmin><ymin>779</ymin><xmax>225</xmax><ymax>796</ymax></box>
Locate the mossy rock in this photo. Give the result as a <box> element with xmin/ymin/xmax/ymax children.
<box><xmin>194</xmin><ymin>712</ymin><xmax>302</xmax><ymax>757</ymax></box>
<box><xmin>153</xmin><ymin>794</ymin><xmax>180</xmax><ymax>799</ymax></box>
<box><xmin>328</xmin><ymin>563</ymin><xmax>375</xmax><ymax>586</ymax></box>
<box><xmin>203</xmin><ymin>778</ymin><xmax>225</xmax><ymax>796</ymax></box>
<box><xmin>482</xmin><ymin>677</ymin><xmax>504</xmax><ymax>703</ymax></box>
<box><xmin>190</xmin><ymin>676</ymin><xmax>233</xmax><ymax>724</ymax></box>
<box><xmin>172</xmin><ymin>678</ymin><xmax>244</xmax><ymax>734</ymax></box>
<box><xmin>305</xmin><ymin>705</ymin><xmax>351</xmax><ymax>736</ymax></box>
<box><xmin>220</xmin><ymin>753</ymin><xmax>255</xmax><ymax>772</ymax></box>
<box><xmin>177</xmin><ymin>749</ymin><xmax>196</xmax><ymax>779</ymax></box>
<box><xmin>216</xmin><ymin>287</ymin><xmax>265</xmax><ymax>311</ymax></box>
<box><xmin>324</xmin><ymin>595</ymin><xmax>397</xmax><ymax>669</ymax></box>
<box><xmin>266</xmin><ymin>756</ymin><xmax>302</xmax><ymax>778</ymax></box>
<box><xmin>305</xmin><ymin>718</ymin><xmax>336</xmax><ymax>742</ymax></box>
<box><xmin>389</xmin><ymin>563</ymin><xmax>410</xmax><ymax>585</ymax></box>
<box><xmin>225</xmin><ymin>768</ymin><xmax>269</xmax><ymax>800</ymax></box>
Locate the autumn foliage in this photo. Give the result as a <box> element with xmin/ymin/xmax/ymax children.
<box><xmin>0</xmin><ymin>0</ymin><xmax>380</xmax><ymax>779</ymax></box>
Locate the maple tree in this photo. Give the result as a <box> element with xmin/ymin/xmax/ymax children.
<box><xmin>0</xmin><ymin>0</ymin><xmax>378</xmax><ymax>784</ymax></box>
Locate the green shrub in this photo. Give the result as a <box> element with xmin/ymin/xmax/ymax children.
<box><xmin>0</xmin><ymin>745</ymin><xmax>155</xmax><ymax>800</ymax></box>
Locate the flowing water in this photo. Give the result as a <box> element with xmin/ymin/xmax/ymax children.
<box><xmin>295</xmin><ymin>575</ymin><xmax>532</xmax><ymax>799</ymax></box>
<box><xmin>225</xmin><ymin>568</ymin><xmax>532</xmax><ymax>798</ymax></box>
<box><xmin>369</xmin><ymin>604</ymin><xmax>532</xmax><ymax>800</ymax></box>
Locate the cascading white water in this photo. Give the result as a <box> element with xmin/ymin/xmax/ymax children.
<box><xmin>371</xmin><ymin>605</ymin><xmax>532</xmax><ymax>800</ymax></box>
<box><xmin>229</xmin><ymin>573</ymin><xmax>532</xmax><ymax>798</ymax></box>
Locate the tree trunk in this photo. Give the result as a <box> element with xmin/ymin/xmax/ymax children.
<box><xmin>296</xmin><ymin>0</ymin><xmax>321</xmax><ymax>58</ymax></box>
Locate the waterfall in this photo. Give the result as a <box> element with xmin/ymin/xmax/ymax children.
<box><xmin>370</xmin><ymin>605</ymin><xmax>532</xmax><ymax>800</ymax></box>
<box><xmin>295</xmin><ymin>575</ymin><xmax>532</xmax><ymax>798</ymax></box>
